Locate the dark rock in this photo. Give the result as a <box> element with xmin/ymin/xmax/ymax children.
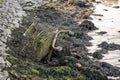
<box><xmin>98</xmin><ymin>42</ymin><xmax>120</xmax><ymax>50</ymax></box>
<box><xmin>92</xmin><ymin>13</ymin><xmax>103</xmax><ymax>16</ymax></box>
<box><xmin>98</xmin><ymin>18</ymin><xmax>102</xmax><ymax>21</ymax></box>
<box><xmin>68</xmin><ymin>0</ymin><xmax>90</xmax><ymax>7</ymax></box>
<box><xmin>94</xmin><ymin>49</ymin><xmax>108</xmax><ymax>54</ymax></box>
<box><xmin>97</xmin><ymin>31</ymin><xmax>107</xmax><ymax>35</ymax></box>
<box><xmin>118</xmin><ymin>59</ymin><xmax>120</xmax><ymax>62</ymax></box>
<box><xmin>93</xmin><ymin>50</ymin><xmax>104</xmax><ymax>59</ymax></box>
<box><xmin>83</xmin><ymin>67</ymin><xmax>108</xmax><ymax>80</ymax></box>
<box><xmin>99</xmin><ymin>62</ymin><xmax>120</xmax><ymax>76</ymax></box>
<box><xmin>98</xmin><ymin>42</ymin><xmax>108</xmax><ymax>49</ymax></box>
<box><xmin>71</xmin><ymin>52</ymin><xmax>81</xmax><ymax>59</ymax></box>
<box><xmin>79</xmin><ymin>20</ymin><xmax>98</xmax><ymax>31</ymax></box>
<box><xmin>103</xmin><ymin>9</ymin><xmax>108</xmax><ymax>11</ymax></box>
<box><xmin>49</xmin><ymin>58</ymin><xmax>60</xmax><ymax>66</ymax></box>
<box><xmin>113</xmin><ymin>6</ymin><xmax>119</xmax><ymax>9</ymax></box>
<box><xmin>75</xmin><ymin>32</ymin><xmax>93</xmax><ymax>40</ymax></box>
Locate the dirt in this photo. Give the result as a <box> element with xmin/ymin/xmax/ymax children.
<box><xmin>5</xmin><ymin>0</ymin><xmax>120</xmax><ymax>80</ymax></box>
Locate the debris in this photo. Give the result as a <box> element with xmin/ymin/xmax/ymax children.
<box><xmin>23</xmin><ymin>20</ymin><xmax>74</xmax><ymax>63</ymax></box>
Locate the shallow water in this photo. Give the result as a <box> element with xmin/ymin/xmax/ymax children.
<box><xmin>87</xmin><ymin>0</ymin><xmax>120</xmax><ymax>68</ymax></box>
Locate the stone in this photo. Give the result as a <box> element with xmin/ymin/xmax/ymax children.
<box><xmin>118</xmin><ymin>59</ymin><xmax>120</xmax><ymax>62</ymax></box>
<box><xmin>99</xmin><ymin>62</ymin><xmax>120</xmax><ymax>76</ymax></box>
<box><xmin>113</xmin><ymin>6</ymin><xmax>119</xmax><ymax>9</ymax></box>
<box><xmin>98</xmin><ymin>42</ymin><xmax>120</xmax><ymax>50</ymax></box>
<box><xmin>76</xmin><ymin>63</ymin><xmax>82</xmax><ymax>68</ymax></box>
<box><xmin>97</xmin><ymin>31</ymin><xmax>107</xmax><ymax>35</ymax></box>
<box><xmin>68</xmin><ymin>0</ymin><xmax>89</xmax><ymax>7</ymax></box>
<box><xmin>79</xmin><ymin>20</ymin><xmax>97</xmax><ymax>31</ymax></box>
<box><xmin>92</xmin><ymin>50</ymin><xmax>104</xmax><ymax>59</ymax></box>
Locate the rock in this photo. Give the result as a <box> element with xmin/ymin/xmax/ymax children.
<box><xmin>79</xmin><ymin>20</ymin><xmax>97</xmax><ymax>31</ymax></box>
<box><xmin>98</xmin><ymin>18</ymin><xmax>102</xmax><ymax>21</ymax></box>
<box><xmin>113</xmin><ymin>6</ymin><xmax>119</xmax><ymax>9</ymax></box>
<box><xmin>76</xmin><ymin>63</ymin><xmax>82</xmax><ymax>68</ymax></box>
<box><xmin>68</xmin><ymin>0</ymin><xmax>89</xmax><ymax>7</ymax></box>
<box><xmin>71</xmin><ymin>52</ymin><xmax>81</xmax><ymax>59</ymax></box>
<box><xmin>98</xmin><ymin>42</ymin><xmax>120</xmax><ymax>50</ymax></box>
<box><xmin>19</xmin><ymin>0</ymin><xmax>43</xmax><ymax>11</ymax></box>
<box><xmin>118</xmin><ymin>59</ymin><xmax>120</xmax><ymax>62</ymax></box>
<box><xmin>83</xmin><ymin>67</ymin><xmax>108</xmax><ymax>80</ymax></box>
<box><xmin>97</xmin><ymin>31</ymin><xmax>107</xmax><ymax>35</ymax></box>
<box><xmin>92</xmin><ymin>13</ymin><xmax>104</xmax><ymax>16</ymax></box>
<box><xmin>103</xmin><ymin>9</ymin><xmax>108</xmax><ymax>11</ymax></box>
<box><xmin>99</xmin><ymin>62</ymin><xmax>120</xmax><ymax>76</ymax></box>
<box><xmin>74</xmin><ymin>32</ymin><xmax>93</xmax><ymax>40</ymax></box>
<box><xmin>93</xmin><ymin>50</ymin><xmax>104</xmax><ymax>59</ymax></box>
<box><xmin>0</xmin><ymin>71</ymin><xmax>9</xmax><ymax>80</ymax></box>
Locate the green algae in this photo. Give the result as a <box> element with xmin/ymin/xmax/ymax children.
<box><xmin>21</xmin><ymin>74</ymin><xmax>28</xmax><ymax>78</ymax></box>
<box><xmin>0</xmin><ymin>0</ymin><xmax>3</xmax><ymax>3</ymax></box>
<box><xmin>55</xmin><ymin>66</ymin><xmax>71</xmax><ymax>74</ymax></box>
<box><xmin>76</xmin><ymin>73</ymin><xmax>87</xmax><ymax>80</ymax></box>
<box><xmin>43</xmin><ymin>78</ymin><xmax>48</xmax><ymax>80</ymax></box>
<box><xmin>7</xmin><ymin>55</ymin><xmax>18</xmax><ymax>62</ymax></box>
<box><xmin>64</xmin><ymin>76</ymin><xmax>73</xmax><ymax>80</ymax></box>
<box><xmin>6</xmin><ymin>26</ymin><xmax>15</xmax><ymax>30</ymax></box>
<box><xmin>31</xmin><ymin>69</ymin><xmax>40</xmax><ymax>75</ymax></box>
<box><xmin>6</xmin><ymin>51</ymin><xmax>88</xmax><ymax>80</ymax></box>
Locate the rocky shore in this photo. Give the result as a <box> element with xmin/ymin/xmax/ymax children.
<box><xmin>0</xmin><ymin>0</ymin><xmax>44</xmax><ymax>79</ymax></box>
<box><xmin>0</xmin><ymin>0</ymin><xmax>26</xmax><ymax>79</ymax></box>
<box><xmin>0</xmin><ymin>0</ymin><xmax>120</xmax><ymax>80</ymax></box>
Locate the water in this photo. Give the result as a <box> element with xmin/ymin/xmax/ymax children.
<box><xmin>87</xmin><ymin>1</ymin><xmax>120</xmax><ymax>79</ymax></box>
<box><xmin>87</xmin><ymin>0</ymin><xmax>120</xmax><ymax>68</ymax></box>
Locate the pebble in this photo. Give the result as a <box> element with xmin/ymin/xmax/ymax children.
<box><xmin>76</xmin><ymin>63</ymin><xmax>82</xmax><ymax>68</ymax></box>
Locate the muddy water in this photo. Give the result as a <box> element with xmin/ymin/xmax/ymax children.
<box><xmin>87</xmin><ymin>0</ymin><xmax>120</xmax><ymax>68</ymax></box>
